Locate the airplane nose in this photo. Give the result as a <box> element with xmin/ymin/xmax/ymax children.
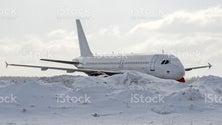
<box><xmin>176</xmin><ymin>68</ymin><xmax>185</xmax><ymax>82</ymax></box>
<box><xmin>179</xmin><ymin>69</ymin><xmax>185</xmax><ymax>77</ymax></box>
<box><xmin>165</xmin><ymin>68</ymin><xmax>184</xmax><ymax>80</ymax></box>
<box><xmin>170</xmin><ymin>65</ymin><xmax>185</xmax><ymax>80</ymax></box>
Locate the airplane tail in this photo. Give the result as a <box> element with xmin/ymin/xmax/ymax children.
<box><xmin>76</xmin><ymin>19</ymin><xmax>93</xmax><ymax>57</ymax></box>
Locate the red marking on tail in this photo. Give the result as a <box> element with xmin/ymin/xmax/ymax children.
<box><xmin>177</xmin><ymin>77</ymin><xmax>185</xmax><ymax>83</ymax></box>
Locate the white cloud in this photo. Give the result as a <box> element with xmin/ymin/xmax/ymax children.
<box><xmin>0</xmin><ymin>29</ymin><xmax>80</xmax><ymax>76</ymax></box>
<box><xmin>130</xmin><ymin>6</ymin><xmax>222</xmax><ymax>34</ymax></box>
<box><xmin>98</xmin><ymin>26</ymin><xmax>121</xmax><ymax>36</ymax></box>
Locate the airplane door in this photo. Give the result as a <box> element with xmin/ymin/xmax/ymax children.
<box><xmin>150</xmin><ymin>55</ymin><xmax>159</xmax><ymax>71</ymax></box>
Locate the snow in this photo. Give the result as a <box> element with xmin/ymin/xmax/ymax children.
<box><xmin>0</xmin><ymin>72</ymin><xmax>222</xmax><ymax>125</ymax></box>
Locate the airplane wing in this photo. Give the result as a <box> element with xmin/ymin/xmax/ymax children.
<box><xmin>40</xmin><ymin>59</ymin><xmax>79</xmax><ymax>65</ymax></box>
<box><xmin>185</xmin><ymin>63</ymin><xmax>212</xmax><ymax>71</ymax></box>
<box><xmin>5</xmin><ymin>62</ymin><xmax>122</xmax><ymax>76</ymax></box>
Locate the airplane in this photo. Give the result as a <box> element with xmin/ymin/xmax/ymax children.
<box><xmin>5</xmin><ymin>19</ymin><xmax>212</xmax><ymax>83</ymax></box>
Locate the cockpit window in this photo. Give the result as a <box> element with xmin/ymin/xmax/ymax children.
<box><xmin>161</xmin><ymin>60</ymin><xmax>170</xmax><ymax>65</ymax></box>
<box><xmin>161</xmin><ymin>60</ymin><xmax>166</xmax><ymax>64</ymax></box>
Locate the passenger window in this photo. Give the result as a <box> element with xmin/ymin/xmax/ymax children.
<box><xmin>165</xmin><ymin>60</ymin><xmax>169</xmax><ymax>64</ymax></box>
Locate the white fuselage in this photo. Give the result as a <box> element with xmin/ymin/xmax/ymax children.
<box><xmin>74</xmin><ymin>54</ymin><xmax>185</xmax><ymax>80</ymax></box>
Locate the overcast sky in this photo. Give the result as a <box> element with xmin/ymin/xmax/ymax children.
<box><xmin>1</xmin><ymin>0</ymin><xmax>221</xmax><ymax>78</ymax></box>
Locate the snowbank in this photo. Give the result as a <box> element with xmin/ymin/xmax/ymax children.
<box><xmin>0</xmin><ymin>72</ymin><xmax>222</xmax><ymax>125</ymax></box>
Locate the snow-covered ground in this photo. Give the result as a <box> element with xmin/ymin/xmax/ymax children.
<box><xmin>0</xmin><ymin>72</ymin><xmax>222</xmax><ymax>125</ymax></box>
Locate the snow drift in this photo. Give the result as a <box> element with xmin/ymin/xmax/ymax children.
<box><xmin>0</xmin><ymin>72</ymin><xmax>222</xmax><ymax>125</ymax></box>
